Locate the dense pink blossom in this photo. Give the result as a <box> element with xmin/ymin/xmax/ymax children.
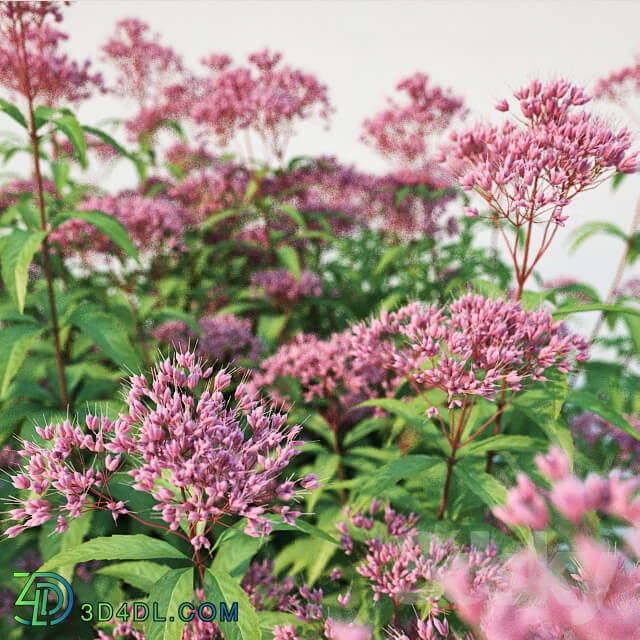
<box><xmin>101</xmin><ymin>18</ymin><xmax>199</xmax><ymax>140</ymax></box>
<box><xmin>49</xmin><ymin>193</ymin><xmax>196</xmax><ymax>256</ymax></box>
<box><xmin>443</xmin><ymin>447</ymin><xmax>640</xmax><ymax>640</ymax></box>
<box><xmin>4</xmin><ymin>351</ymin><xmax>318</xmax><ymax>547</ymax></box>
<box><xmin>594</xmin><ymin>54</ymin><xmax>640</xmax><ymax>123</ymax></box>
<box><xmin>445</xmin><ymin>80</ymin><xmax>638</xmax><ymax>224</ymax></box>
<box><xmin>0</xmin><ymin>2</ymin><xmax>104</xmax><ymax>105</ymax></box>
<box><xmin>153</xmin><ymin>314</ymin><xmax>264</xmax><ymax>364</ymax></box>
<box><xmin>351</xmin><ymin>293</ymin><xmax>589</xmax><ymax>409</ymax></box>
<box><xmin>443</xmin><ymin>80</ymin><xmax>638</xmax><ymax>293</ymax></box>
<box><xmin>251</xmin><ymin>329</ymin><xmax>400</xmax><ymax>427</ymax></box>
<box><xmin>192</xmin><ymin>48</ymin><xmax>332</xmax><ymax>160</ymax></box>
<box><xmin>362</xmin><ymin>72</ymin><xmax>466</xmax><ymax>170</ymax></box>
<box><xmin>337</xmin><ymin>502</ymin><xmax>504</xmax><ymax>639</ymax></box>
<box><xmin>251</xmin><ymin>268</ymin><xmax>322</xmax><ymax>309</ymax></box>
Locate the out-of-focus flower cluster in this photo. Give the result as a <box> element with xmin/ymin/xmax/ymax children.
<box><xmin>250</xmin><ymin>329</ymin><xmax>400</xmax><ymax>428</ymax></box>
<box><xmin>49</xmin><ymin>192</ymin><xmax>196</xmax><ymax>257</ymax></box>
<box><xmin>0</xmin><ymin>1</ymin><xmax>104</xmax><ymax>106</ymax></box>
<box><xmin>571</xmin><ymin>412</ymin><xmax>640</xmax><ymax>472</ymax></box>
<box><xmin>335</xmin><ymin>501</ymin><xmax>504</xmax><ymax>639</ymax></box>
<box><xmin>153</xmin><ymin>314</ymin><xmax>264</xmax><ymax>365</ymax></box>
<box><xmin>251</xmin><ymin>268</ymin><xmax>322</xmax><ymax>309</ymax></box>
<box><xmin>444</xmin><ymin>446</ymin><xmax>640</xmax><ymax>640</ymax></box>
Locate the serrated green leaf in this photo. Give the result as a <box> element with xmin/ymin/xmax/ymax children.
<box><xmin>568</xmin><ymin>220</ymin><xmax>628</xmax><ymax>253</ymax></box>
<box><xmin>460</xmin><ymin>435</ymin><xmax>547</xmax><ymax>458</ymax></box>
<box><xmin>38</xmin><ymin>535</ymin><xmax>189</xmax><ymax>571</ymax></box>
<box><xmin>552</xmin><ymin>303</ymin><xmax>640</xmax><ymax>319</ymax></box>
<box><xmin>0</xmin><ymin>324</ymin><xmax>43</xmax><ymax>396</ymax></box>
<box><xmin>97</xmin><ymin>561</ymin><xmax>171</xmax><ymax>593</ymax></box>
<box><xmin>211</xmin><ymin>534</ymin><xmax>263</xmax><ymax>580</ymax></box>
<box><xmin>146</xmin><ymin>568</ymin><xmax>193</xmax><ymax>640</ymax></box>
<box><xmin>0</xmin><ymin>98</ymin><xmax>27</xmax><ymax>128</ymax></box>
<box><xmin>68</xmin><ymin>304</ymin><xmax>140</xmax><ymax>372</ymax></box>
<box><xmin>53</xmin><ymin>113</ymin><xmax>87</xmax><ymax>168</ymax></box>
<box><xmin>353</xmin><ymin>455</ymin><xmax>442</xmax><ymax>505</ymax></box>
<box><xmin>0</xmin><ymin>229</ymin><xmax>47</xmax><ymax>313</ymax></box>
<box><xmin>50</xmin><ymin>209</ymin><xmax>139</xmax><ymax>262</ymax></box>
<box><xmin>204</xmin><ymin>567</ymin><xmax>261</xmax><ymax>640</ymax></box>
<box><xmin>275</xmin><ymin>246</ymin><xmax>301</xmax><ymax>281</ymax></box>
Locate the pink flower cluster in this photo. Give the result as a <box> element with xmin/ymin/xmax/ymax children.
<box><xmin>444</xmin><ymin>447</ymin><xmax>640</xmax><ymax>640</ymax></box>
<box><xmin>0</xmin><ymin>1</ymin><xmax>104</xmax><ymax>105</ymax></box>
<box><xmin>251</xmin><ymin>268</ymin><xmax>322</xmax><ymax>308</ymax></box>
<box><xmin>5</xmin><ymin>351</ymin><xmax>319</xmax><ymax>548</ymax></box>
<box><xmin>351</xmin><ymin>294</ymin><xmax>589</xmax><ymax>409</ymax></box>
<box><xmin>594</xmin><ymin>53</ymin><xmax>640</xmax><ymax>119</ymax></box>
<box><xmin>192</xmin><ymin>48</ymin><xmax>332</xmax><ymax>160</ymax></box>
<box><xmin>251</xmin><ymin>329</ymin><xmax>400</xmax><ymax>427</ymax></box>
<box><xmin>153</xmin><ymin>314</ymin><xmax>264</xmax><ymax>364</ymax></box>
<box><xmin>167</xmin><ymin>161</ymin><xmax>249</xmax><ymax>221</ymax></box>
<box><xmin>336</xmin><ymin>501</ymin><xmax>504</xmax><ymax>639</ymax></box>
<box><xmin>445</xmin><ymin>79</ymin><xmax>638</xmax><ymax>227</ymax></box>
<box><xmin>49</xmin><ymin>193</ymin><xmax>196</xmax><ymax>256</ymax></box>
<box><xmin>362</xmin><ymin>72</ymin><xmax>466</xmax><ymax>169</ymax></box>
<box><xmin>101</xmin><ymin>18</ymin><xmax>198</xmax><ymax>141</ymax></box>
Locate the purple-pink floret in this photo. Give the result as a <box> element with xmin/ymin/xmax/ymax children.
<box><xmin>4</xmin><ymin>351</ymin><xmax>318</xmax><ymax>548</ymax></box>
<box><xmin>351</xmin><ymin>293</ymin><xmax>589</xmax><ymax>408</ymax></box>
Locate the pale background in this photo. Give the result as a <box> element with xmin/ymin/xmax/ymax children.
<box><xmin>45</xmin><ymin>1</ymin><xmax>640</xmax><ymax>307</ymax></box>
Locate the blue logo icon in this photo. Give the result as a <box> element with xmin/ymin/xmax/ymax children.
<box><xmin>13</xmin><ymin>572</ymin><xmax>74</xmax><ymax>626</ymax></box>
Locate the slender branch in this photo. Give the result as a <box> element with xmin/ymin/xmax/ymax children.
<box><xmin>589</xmin><ymin>192</ymin><xmax>640</xmax><ymax>343</ymax></box>
<box><xmin>15</xmin><ymin>10</ymin><xmax>68</xmax><ymax>408</ymax></box>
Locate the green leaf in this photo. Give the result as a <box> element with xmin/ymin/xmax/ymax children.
<box><xmin>374</xmin><ymin>246</ymin><xmax>405</xmax><ymax>277</ymax></box>
<box><xmin>263</xmin><ymin>514</ymin><xmax>339</xmax><ymax>545</ymax></box>
<box><xmin>150</xmin><ymin>308</ymin><xmax>201</xmax><ymax>334</ymax></box>
<box><xmin>50</xmin><ymin>209</ymin><xmax>139</xmax><ymax>263</ymax></box>
<box><xmin>569</xmin><ymin>221</ymin><xmax>628</xmax><ymax>253</ymax></box>
<box><xmin>146</xmin><ymin>568</ymin><xmax>193</xmax><ymax>640</ymax></box>
<box><xmin>552</xmin><ymin>303</ymin><xmax>640</xmax><ymax>319</ymax></box>
<box><xmin>96</xmin><ymin>561</ymin><xmax>171</xmax><ymax>593</ymax></box>
<box><xmin>38</xmin><ymin>535</ymin><xmax>189</xmax><ymax>571</ymax></box>
<box><xmin>53</xmin><ymin>113</ymin><xmax>87</xmax><ymax>168</ymax></box>
<box><xmin>0</xmin><ymin>325</ymin><xmax>43</xmax><ymax>396</ymax></box>
<box><xmin>0</xmin><ymin>229</ymin><xmax>47</xmax><ymax>313</ymax></box>
<box><xmin>454</xmin><ymin>462</ymin><xmax>533</xmax><ymax>545</ymax></box>
<box><xmin>201</xmin><ymin>209</ymin><xmax>239</xmax><ymax>231</ymax></box>
<box><xmin>83</xmin><ymin>124</ymin><xmax>146</xmax><ymax>179</ymax></box>
<box><xmin>256</xmin><ymin>314</ymin><xmax>287</xmax><ymax>344</ymax></box>
<box><xmin>211</xmin><ymin>534</ymin><xmax>263</xmax><ymax>580</ymax></box>
<box><xmin>275</xmin><ymin>246</ymin><xmax>301</xmax><ymax>281</ymax></box>
<box><xmin>39</xmin><ymin>510</ymin><xmax>93</xmax><ymax>585</ymax></box>
<box><xmin>509</xmin><ymin>372</ymin><xmax>573</xmax><ymax>459</ymax></box>
<box><xmin>566</xmin><ymin>389</ymin><xmax>639</xmax><ymax>441</ymax></box>
<box><xmin>0</xmin><ymin>97</ymin><xmax>27</xmax><ymax>128</ymax></box>
<box><xmin>277</xmin><ymin>204</ymin><xmax>306</xmax><ymax>229</ymax></box>
<box><xmin>68</xmin><ymin>304</ymin><xmax>141</xmax><ymax>372</ymax></box>
<box><xmin>460</xmin><ymin>435</ymin><xmax>547</xmax><ymax>458</ymax></box>
<box><xmin>205</xmin><ymin>567</ymin><xmax>261</xmax><ymax>640</ymax></box>
<box><xmin>353</xmin><ymin>455</ymin><xmax>442</xmax><ymax>503</ymax></box>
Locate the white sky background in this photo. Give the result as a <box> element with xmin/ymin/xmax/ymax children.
<box><xmin>56</xmin><ymin>1</ymin><xmax>640</xmax><ymax>312</ymax></box>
